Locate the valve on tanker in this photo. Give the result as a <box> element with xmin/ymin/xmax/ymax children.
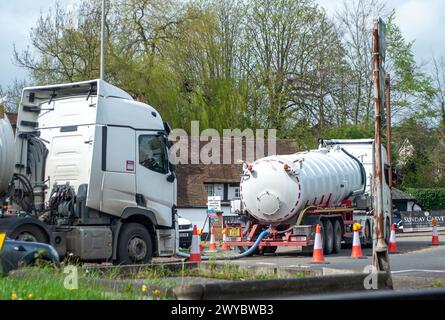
<box><xmin>283</xmin><ymin>162</ymin><xmax>299</xmax><ymax>177</ymax></box>
<box><xmin>241</xmin><ymin>160</ymin><xmax>254</xmax><ymax>172</ymax></box>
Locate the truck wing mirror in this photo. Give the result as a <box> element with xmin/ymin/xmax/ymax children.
<box><xmin>167</xmin><ymin>172</ymin><xmax>176</xmax><ymax>183</ymax></box>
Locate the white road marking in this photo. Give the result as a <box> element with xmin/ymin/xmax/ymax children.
<box><xmin>256</xmin><ymin>262</ymin><xmax>276</xmax><ymax>266</ymax></box>
<box><xmin>392</xmin><ymin>269</ymin><xmax>445</xmax><ymax>274</ymax></box>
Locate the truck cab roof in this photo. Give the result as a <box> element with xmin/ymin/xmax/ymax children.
<box><xmin>18</xmin><ymin>79</ymin><xmax>165</xmax><ymax>133</ymax></box>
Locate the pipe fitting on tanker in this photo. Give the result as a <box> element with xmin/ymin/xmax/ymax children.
<box><xmin>241</xmin><ymin>160</ymin><xmax>254</xmax><ymax>172</ymax></box>
<box><xmin>283</xmin><ymin>162</ymin><xmax>299</xmax><ymax>177</ymax></box>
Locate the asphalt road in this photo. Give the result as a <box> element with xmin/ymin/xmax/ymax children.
<box><xmin>229</xmin><ymin>231</ymin><xmax>445</xmax><ymax>290</ymax></box>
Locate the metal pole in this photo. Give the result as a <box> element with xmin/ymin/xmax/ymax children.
<box><xmin>386</xmin><ymin>75</ymin><xmax>392</xmax><ymax>188</ymax></box>
<box><xmin>100</xmin><ymin>0</ymin><xmax>106</xmax><ymax>80</ymax></box>
<box><xmin>371</xmin><ymin>20</ymin><xmax>392</xmax><ymax>286</ymax></box>
<box><xmin>385</xmin><ymin>74</ymin><xmax>393</xmax><ymax>231</ymax></box>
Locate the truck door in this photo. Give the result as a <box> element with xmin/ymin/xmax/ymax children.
<box><xmin>136</xmin><ymin>132</ymin><xmax>176</xmax><ymax>227</ymax></box>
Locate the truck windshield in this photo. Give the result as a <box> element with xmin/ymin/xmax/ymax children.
<box><xmin>138</xmin><ymin>135</ymin><xmax>169</xmax><ymax>174</ymax></box>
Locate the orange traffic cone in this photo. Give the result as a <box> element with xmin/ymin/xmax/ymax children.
<box><xmin>189</xmin><ymin>225</ymin><xmax>201</xmax><ymax>262</ymax></box>
<box><xmin>351</xmin><ymin>223</ymin><xmax>365</xmax><ymax>259</ymax></box>
<box><xmin>208</xmin><ymin>227</ymin><xmax>218</xmax><ymax>252</ymax></box>
<box><xmin>221</xmin><ymin>227</ymin><xmax>230</xmax><ymax>251</ymax></box>
<box><xmin>311</xmin><ymin>224</ymin><xmax>327</xmax><ymax>264</ymax></box>
<box><xmin>388</xmin><ymin>224</ymin><xmax>398</xmax><ymax>253</ymax></box>
<box><xmin>432</xmin><ymin>219</ymin><xmax>440</xmax><ymax>246</ymax></box>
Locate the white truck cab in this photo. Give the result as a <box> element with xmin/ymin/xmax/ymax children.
<box><xmin>0</xmin><ymin>79</ymin><xmax>178</xmax><ymax>264</ymax></box>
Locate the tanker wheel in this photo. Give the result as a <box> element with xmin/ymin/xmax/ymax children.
<box><xmin>332</xmin><ymin>220</ymin><xmax>342</xmax><ymax>254</ymax></box>
<box><xmin>322</xmin><ymin>219</ymin><xmax>334</xmax><ymax>255</ymax></box>
<box><xmin>10</xmin><ymin>225</ymin><xmax>49</xmax><ymax>243</ymax></box>
<box><xmin>263</xmin><ymin>246</ymin><xmax>278</xmax><ymax>254</ymax></box>
<box><xmin>364</xmin><ymin>221</ymin><xmax>373</xmax><ymax>248</ymax></box>
<box><xmin>385</xmin><ymin>218</ymin><xmax>391</xmax><ymax>245</ymax></box>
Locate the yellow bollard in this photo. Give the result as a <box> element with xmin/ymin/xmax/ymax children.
<box><xmin>0</xmin><ymin>233</ymin><xmax>6</xmax><ymax>275</ymax></box>
<box><xmin>0</xmin><ymin>233</ymin><xmax>5</xmax><ymax>252</ymax></box>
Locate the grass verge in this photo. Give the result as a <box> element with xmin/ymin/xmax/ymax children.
<box><xmin>0</xmin><ymin>265</ymin><xmax>146</xmax><ymax>300</ymax></box>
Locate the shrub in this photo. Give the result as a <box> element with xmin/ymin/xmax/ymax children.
<box><xmin>404</xmin><ymin>188</ymin><xmax>445</xmax><ymax>210</ymax></box>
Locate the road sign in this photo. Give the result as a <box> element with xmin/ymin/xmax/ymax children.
<box><xmin>377</xmin><ymin>18</ymin><xmax>387</xmax><ymax>63</ymax></box>
<box><xmin>207</xmin><ymin>196</ymin><xmax>221</xmax><ymax>211</ymax></box>
<box><xmin>400</xmin><ymin>210</ymin><xmax>445</xmax><ymax>232</ymax></box>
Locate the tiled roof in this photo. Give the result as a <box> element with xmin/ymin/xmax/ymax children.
<box><xmin>392</xmin><ymin>187</ymin><xmax>416</xmax><ymax>201</ymax></box>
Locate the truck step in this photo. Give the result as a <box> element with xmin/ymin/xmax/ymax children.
<box><xmin>22</xmin><ymin>105</ymin><xmax>41</xmax><ymax>113</ymax></box>
<box><xmin>20</xmin><ymin>120</ymin><xmax>39</xmax><ymax>128</ymax></box>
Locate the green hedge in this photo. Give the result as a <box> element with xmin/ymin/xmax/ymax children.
<box><xmin>404</xmin><ymin>188</ymin><xmax>445</xmax><ymax>210</ymax></box>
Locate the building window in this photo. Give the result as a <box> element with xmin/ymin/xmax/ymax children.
<box><xmin>205</xmin><ymin>183</ymin><xmax>241</xmax><ymax>201</ymax></box>
<box><xmin>205</xmin><ymin>184</ymin><xmax>215</xmax><ymax>197</ymax></box>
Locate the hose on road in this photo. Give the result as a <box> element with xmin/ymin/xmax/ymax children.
<box><xmin>176</xmin><ymin>228</ymin><xmax>271</xmax><ymax>261</ymax></box>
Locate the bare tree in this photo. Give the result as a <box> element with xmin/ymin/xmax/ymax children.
<box><xmin>336</xmin><ymin>0</ymin><xmax>387</xmax><ymax>125</ymax></box>
<box><xmin>0</xmin><ymin>79</ymin><xmax>28</xmax><ymax>112</ymax></box>
<box><xmin>432</xmin><ymin>55</ymin><xmax>445</xmax><ymax>127</ymax></box>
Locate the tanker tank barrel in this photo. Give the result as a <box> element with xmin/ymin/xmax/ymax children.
<box><xmin>240</xmin><ymin>147</ymin><xmax>366</xmax><ymax>225</ymax></box>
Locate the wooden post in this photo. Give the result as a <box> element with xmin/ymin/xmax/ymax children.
<box><xmin>371</xmin><ymin>19</ymin><xmax>392</xmax><ymax>286</ymax></box>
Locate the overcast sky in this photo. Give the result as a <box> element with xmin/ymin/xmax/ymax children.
<box><xmin>1</xmin><ymin>0</ymin><xmax>445</xmax><ymax>88</ymax></box>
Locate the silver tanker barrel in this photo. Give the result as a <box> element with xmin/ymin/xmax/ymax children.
<box><xmin>0</xmin><ymin>111</ymin><xmax>15</xmax><ymax>196</ymax></box>
<box><xmin>240</xmin><ymin>147</ymin><xmax>366</xmax><ymax>225</ymax></box>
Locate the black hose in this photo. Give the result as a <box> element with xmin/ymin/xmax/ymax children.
<box><xmin>341</xmin><ymin>147</ymin><xmax>366</xmax><ymax>194</ymax></box>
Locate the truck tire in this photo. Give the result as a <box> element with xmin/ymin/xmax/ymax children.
<box><xmin>385</xmin><ymin>218</ymin><xmax>391</xmax><ymax>244</ymax></box>
<box><xmin>10</xmin><ymin>225</ymin><xmax>48</xmax><ymax>243</ymax></box>
<box><xmin>332</xmin><ymin>220</ymin><xmax>342</xmax><ymax>254</ymax></box>
<box><xmin>364</xmin><ymin>221</ymin><xmax>372</xmax><ymax>248</ymax></box>
<box><xmin>323</xmin><ymin>219</ymin><xmax>334</xmax><ymax>255</ymax></box>
<box><xmin>117</xmin><ymin>223</ymin><xmax>153</xmax><ymax>265</ymax></box>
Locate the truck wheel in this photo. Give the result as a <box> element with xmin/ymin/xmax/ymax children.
<box><xmin>323</xmin><ymin>220</ymin><xmax>334</xmax><ymax>255</ymax></box>
<box><xmin>332</xmin><ymin>220</ymin><xmax>342</xmax><ymax>254</ymax></box>
<box><xmin>364</xmin><ymin>222</ymin><xmax>372</xmax><ymax>248</ymax></box>
<box><xmin>10</xmin><ymin>225</ymin><xmax>48</xmax><ymax>243</ymax></box>
<box><xmin>385</xmin><ymin>218</ymin><xmax>391</xmax><ymax>244</ymax></box>
<box><xmin>117</xmin><ymin>223</ymin><xmax>153</xmax><ymax>265</ymax></box>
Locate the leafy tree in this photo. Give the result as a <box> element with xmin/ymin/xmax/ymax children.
<box><xmin>385</xmin><ymin>11</ymin><xmax>436</xmax><ymax>121</ymax></box>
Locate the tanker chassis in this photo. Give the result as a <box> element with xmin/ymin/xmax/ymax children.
<box><xmin>226</xmin><ymin>139</ymin><xmax>394</xmax><ymax>255</ymax></box>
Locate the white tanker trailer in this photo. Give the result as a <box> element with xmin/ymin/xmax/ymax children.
<box><xmin>0</xmin><ymin>114</ymin><xmax>15</xmax><ymax>194</ymax></box>
<box><xmin>226</xmin><ymin>139</ymin><xmax>393</xmax><ymax>255</ymax></box>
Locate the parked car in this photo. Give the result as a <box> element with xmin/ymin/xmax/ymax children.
<box><xmin>178</xmin><ymin>217</ymin><xmax>193</xmax><ymax>248</ymax></box>
<box><xmin>1</xmin><ymin>238</ymin><xmax>60</xmax><ymax>275</ymax></box>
